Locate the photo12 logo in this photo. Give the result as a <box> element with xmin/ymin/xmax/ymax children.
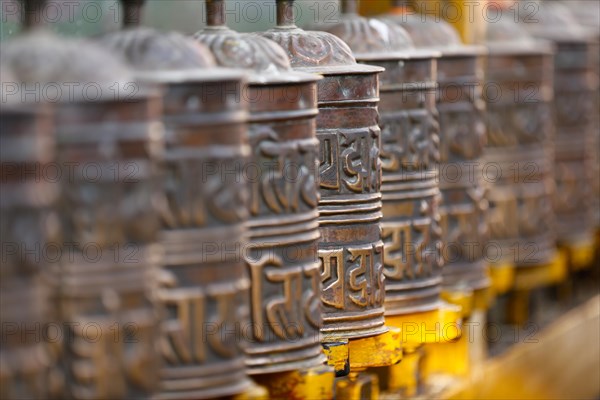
<box><xmin>2</xmin><ymin>0</ymin><xmax>122</xmax><ymax>24</ymax></box>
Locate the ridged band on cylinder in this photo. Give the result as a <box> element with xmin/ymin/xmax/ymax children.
<box><xmin>365</xmin><ymin>55</ymin><xmax>444</xmax><ymax>315</ymax></box>
<box><xmin>436</xmin><ymin>55</ymin><xmax>491</xmax><ymax>291</ymax></box>
<box><xmin>54</xmin><ymin>93</ymin><xmax>163</xmax><ymax>399</ymax></box>
<box><xmin>314</xmin><ymin>70</ymin><xmax>386</xmax><ymax>340</ymax></box>
<box><xmin>260</xmin><ymin>3</ymin><xmax>387</xmax><ymax>341</ymax></box>
<box><xmin>244</xmin><ymin>78</ymin><xmax>326</xmax><ymax>374</ymax></box>
<box><xmin>552</xmin><ymin>40</ymin><xmax>598</xmax><ymax>245</ymax></box>
<box><xmin>0</xmin><ymin>101</ymin><xmax>59</xmax><ymax>399</ymax></box>
<box><xmin>484</xmin><ymin>48</ymin><xmax>558</xmax><ymax>267</ymax></box>
<box><xmin>153</xmin><ymin>75</ymin><xmax>252</xmax><ymax>399</ymax></box>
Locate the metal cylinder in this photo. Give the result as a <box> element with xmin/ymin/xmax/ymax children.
<box><xmin>57</xmin><ymin>64</ymin><xmax>162</xmax><ymax>400</ymax></box>
<box><xmin>483</xmin><ymin>12</ymin><xmax>558</xmax><ymax>268</ymax></box>
<box><xmin>385</xmin><ymin>11</ymin><xmax>491</xmax><ymax>293</ymax></box>
<box><xmin>259</xmin><ymin>0</ymin><xmax>387</xmax><ymax>341</ymax></box>
<box><xmin>321</xmin><ymin>3</ymin><xmax>445</xmax><ymax>316</ymax></box>
<box><xmin>194</xmin><ymin>0</ymin><xmax>325</xmax><ymax>375</ymax></box>
<box><xmin>519</xmin><ymin>0</ymin><xmax>598</xmax><ymax>249</ymax></box>
<box><xmin>0</xmin><ymin>67</ymin><xmax>58</xmax><ymax>400</ymax></box>
<box><xmin>100</xmin><ymin>20</ymin><xmax>254</xmax><ymax>398</ymax></box>
<box><xmin>2</xmin><ymin>30</ymin><xmax>164</xmax><ymax>399</ymax></box>
<box><xmin>561</xmin><ymin>0</ymin><xmax>600</xmax><ymax>230</ymax></box>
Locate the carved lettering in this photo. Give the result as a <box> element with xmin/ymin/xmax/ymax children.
<box><xmin>382</xmin><ymin>201</ymin><xmax>433</xmax><ymax>281</ymax></box>
<box><xmin>162</xmin><ymin>156</ymin><xmax>245</xmax><ymax>228</ymax></box>
<box><xmin>319</xmin><ymin>248</ymin><xmax>344</xmax><ymax>309</ymax></box>
<box><xmin>319</xmin><ymin>128</ymin><xmax>381</xmax><ymax>194</ymax></box>
<box><xmin>319</xmin><ymin>243</ymin><xmax>384</xmax><ymax>311</ymax></box>
<box><xmin>247</xmin><ymin>254</ymin><xmax>320</xmax><ymax>342</ymax></box>
<box><xmin>441</xmin><ymin>187</ymin><xmax>487</xmax><ymax>261</ymax></box>
<box><xmin>319</xmin><ymin>133</ymin><xmax>340</xmax><ymax>190</ymax></box>
<box><xmin>158</xmin><ymin>273</ymin><xmax>239</xmax><ymax>365</ymax></box>
<box><xmin>380</xmin><ymin>109</ymin><xmax>439</xmax><ymax>173</ymax></box>
<box><xmin>250</xmin><ymin>126</ymin><xmax>318</xmax><ymax>216</ymax></box>
<box><xmin>162</xmin><ymin>158</ymin><xmax>206</xmax><ymax>229</ymax></box>
<box><xmin>68</xmin><ymin>314</ymin><xmax>155</xmax><ymax>399</ymax></box>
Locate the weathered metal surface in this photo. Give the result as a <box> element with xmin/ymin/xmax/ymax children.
<box><xmin>0</xmin><ymin>68</ymin><xmax>58</xmax><ymax>400</ymax></box>
<box><xmin>55</xmin><ymin>66</ymin><xmax>162</xmax><ymax>400</ymax></box>
<box><xmin>483</xmin><ymin>10</ymin><xmax>558</xmax><ymax>268</ymax></box>
<box><xmin>258</xmin><ymin>0</ymin><xmax>387</xmax><ymax>341</ymax></box>
<box><xmin>519</xmin><ymin>0</ymin><xmax>598</xmax><ymax>248</ymax></box>
<box><xmin>320</xmin><ymin>0</ymin><xmax>444</xmax><ymax>316</ymax></box>
<box><xmin>562</xmin><ymin>0</ymin><xmax>600</xmax><ymax>229</ymax></box>
<box><xmin>194</xmin><ymin>0</ymin><xmax>326</xmax><ymax>376</ymax></box>
<box><xmin>100</xmin><ymin>5</ymin><xmax>254</xmax><ymax>397</ymax></box>
<box><xmin>385</xmin><ymin>11</ymin><xmax>491</xmax><ymax>293</ymax></box>
<box><xmin>2</xmin><ymin>26</ymin><xmax>163</xmax><ymax>399</ymax></box>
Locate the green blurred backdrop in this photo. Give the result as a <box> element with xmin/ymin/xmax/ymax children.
<box><xmin>0</xmin><ymin>0</ymin><xmax>343</xmax><ymax>40</ymax></box>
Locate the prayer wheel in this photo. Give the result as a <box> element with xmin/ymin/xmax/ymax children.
<box><xmin>562</xmin><ymin>0</ymin><xmax>600</xmax><ymax>231</ymax></box>
<box><xmin>519</xmin><ymin>1</ymin><xmax>598</xmax><ymax>256</ymax></box>
<box><xmin>259</xmin><ymin>0</ymin><xmax>387</xmax><ymax>342</ymax></box>
<box><xmin>320</xmin><ymin>0</ymin><xmax>445</xmax><ymax>317</ymax></box>
<box><xmin>0</xmin><ymin>65</ymin><xmax>58</xmax><ymax>400</ymax></box>
<box><xmin>385</xmin><ymin>7</ymin><xmax>491</xmax><ymax>294</ymax></box>
<box><xmin>483</xmin><ymin>11</ymin><xmax>558</xmax><ymax>270</ymax></box>
<box><xmin>100</xmin><ymin>1</ymin><xmax>253</xmax><ymax>397</ymax></box>
<box><xmin>194</xmin><ymin>0</ymin><xmax>325</xmax><ymax>375</ymax></box>
<box><xmin>2</xmin><ymin>15</ymin><xmax>163</xmax><ymax>397</ymax></box>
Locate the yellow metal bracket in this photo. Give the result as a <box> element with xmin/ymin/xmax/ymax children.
<box><xmin>421</xmin><ymin>309</ymin><xmax>489</xmax><ymax>385</ymax></box>
<box><xmin>383</xmin><ymin>346</ymin><xmax>425</xmax><ymax>397</ymax></box>
<box><xmin>513</xmin><ymin>250</ymin><xmax>568</xmax><ymax>291</ymax></box>
<box><xmin>386</xmin><ymin>302</ymin><xmax>463</xmax><ymax>346</ymax></box>
<box><xmin>562</xmin><ymin>237</ymin><xmax>596</xmax><ymax>272</ymax></box>
<box><xmin>374</xmin><ymin>303</ymin><xmax>463</xmax><ymax>396</ymax></box>
<box><xmin>233</xmin><ymin>383</ymin><xmax>269</xmax><ymax>400</ymax></box>
<box><xmin>489</xmin><ymin>261</ymin><xmax>516</xmax><ymax>295</ymax></box>
<box><xmin>441</xmin><ymin>286</ymin><xmax>494</xmax><ymax>320</ymax></box>
<box><xmin>322</xmin><ymin>328</ymin><xmax>402</xmax><ymax>376</ymax></box>
<box><xmin>251</xmin><ymin>365</ymin><xmax>335</xmax><ymax>400</ymax></box>
<box><xmin>445</xmin><ymin>296</ymin><xmax>600</xmax><ymax>400</ymax></box>
<box><xmin>336</xmin><ymin>373</ymin><xmax>381</xmax><ymax>400</ymax></box>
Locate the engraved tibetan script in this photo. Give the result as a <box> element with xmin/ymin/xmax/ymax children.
<box><xmin>159</xmin><ymin>278</ymin><xmax>240</xmax><ymax>365</ymax></box>
<box><xmin>319</xmin><ymin>243</ymin><xmax>384</xmax><ymax>311</ymax></box>
<box><xmin>247</xmin><ymin>254</ymin><xmax>321</xmax><ymax>342</ymax></box>
<box><xmin>318</xmin><ymin>128</ymin><xmax>381</xmax><ymax>194</ymax></box>
<box><xmin>380</xmin><ymin>109</ymin><xmax>439</xmax><ymax>173</ymax></box>
<box><xmin>249</xmin><ymin>126</ymin><xmax>318</xmax><ymax>216</ymax></box>
<box><xmin>161</xmin><ymin>156</ymin><xmax>246</xmax><ymax>228</ymax></box>
<box><xmin>68</xmin><ymin>315</ymin><xmax>156</xmax><ymax>399</ymax></box>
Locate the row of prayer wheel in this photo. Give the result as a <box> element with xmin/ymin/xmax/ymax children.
<box><xmin>1</xmin><ymin>0</ymin><xmax>598</xmax><ymax>399</ymax></box>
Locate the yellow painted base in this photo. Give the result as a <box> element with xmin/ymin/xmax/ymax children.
<box><xmin>562</xmin><ymin>238</ymin><xmax>596</xmax><ymax>272</ymax></box>
<box><xmin>422</xmin><ymin>311</ymin><xmax>488</xmax><ymax>381</ymax></box>
<box><xmin>335</xmin><ymin>373</ymin><xmax>380</xmax><ymax>400</ymax></box>
<box><xmin>489</xmin><ymin>262</ymin><xmax>516</xmax><ymax>295</ymax></box>
<box><xmin>385</xmin><ymin>346</ymin><xmax>424</xmax><ymax>397</ymax></box>
<box><xmin>323</xmin><ymin>328</ymin><xmax>402</xmax><ymax>375</ymax></box>
<box><xmin>513</xmin><ymin>250</ymin><xmax>568</xmax><ymax>291</ymax></box>
<box><xmin>233</xmin><ymin>382</ymin><xmax>269</xmax><ymax>400</ymax></box>
<box><xmin>386</xmin><ymin>302</ymin><xmax>463</xmax><ymax>346</ymax></box>
<box><xmin>444</xmin><ymin>296</ymin><xmax>600</xmax><ymax>400</ymax></box>
<box><xmin>373</xmin><ymin>304</ymin><xmax>463</xmax><ymax>397</ymax></box>
<box><xmin>251</xmin><ymin>365</ymin><xmax>334</xmax><ymax>400</ymax></box>
<box><xmin>441</xmin><ymin>286</ymin><xmax>494</xmax><ymax>319</ymax></box>
<box><xmin>424</xmin><ymin>334</ymin><xmax>469</xmax><ymax>380</ymax></box>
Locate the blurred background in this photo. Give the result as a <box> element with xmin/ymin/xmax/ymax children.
<box><xmin>1</xmin><ymin>1</ymin><xmax>599</xmax><ymax>399</ymax></box>
<box><xmin>0</xmin><ymin>0</ymin><xmax>339</xmax><ymax>38</ymax></box>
